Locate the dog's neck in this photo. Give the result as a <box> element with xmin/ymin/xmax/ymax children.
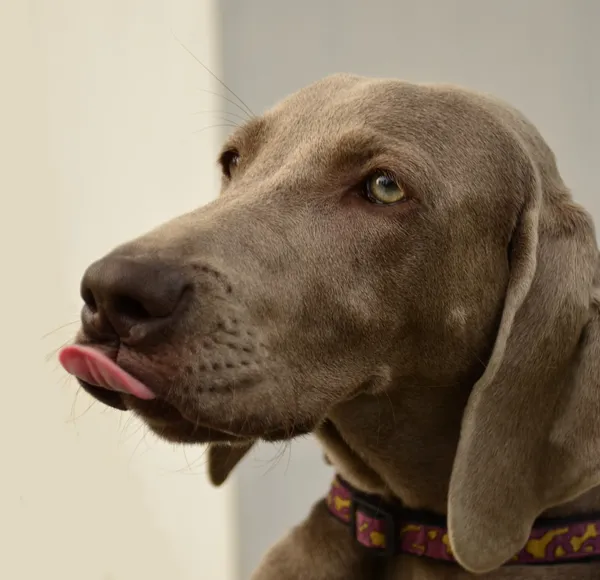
<box><xmin>317</xmin><ymin>385</ymin><xmax>600</xmax><ymax>519</ymax></box>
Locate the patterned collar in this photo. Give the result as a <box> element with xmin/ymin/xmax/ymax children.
<box><xmin>326</xmin><ymin>475</ymin><xmax>600</xmax><ymax>565</ymax></box>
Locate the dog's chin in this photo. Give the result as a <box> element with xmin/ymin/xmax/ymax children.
<box><xmin>80</xmin><ymin>382</ymin><xmax>314</xmax><ymax>444</ymax></box>
<box><xmin>80</xmin><ymin>382</ymin><xmax>244</xmax><ymax>443</ymax></box>
<box><xmin>140</xmin><ymin>409</ymin><xmax>315</xmax><ymax>444</ymax></box>
<box><xmin>143</xmin><ymin>419</ymin><xmax>247</xmax><ymax>444</ymax></box>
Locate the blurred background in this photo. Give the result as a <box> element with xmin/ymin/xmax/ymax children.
<box><xmin>2</xmin><ymin>0</ymin><xmax>598</xmax><ymax>578</ymax></box>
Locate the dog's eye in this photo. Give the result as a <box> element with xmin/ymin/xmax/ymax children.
<box><xmin>219</xmin><ymin>149</ymin><xmax>240</xmax><ymax>178</ymax></box>
<box><xmin>363</xmin><ymin>172</ymin><xmax>406</xmax><ymax>205</ymax></box>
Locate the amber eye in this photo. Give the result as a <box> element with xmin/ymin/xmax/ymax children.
<box><xmin>363</xmin><ymin>172</ymin><xmax>406</xmax><ymax>205</ymax></box>
<box><xmin>220</xmin><ymin>149</ymin><xmax>240</xmax><ymax>178</ymax></box>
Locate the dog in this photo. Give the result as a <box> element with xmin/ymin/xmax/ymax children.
<box><xmin>59</xmin><ymin>74</ymin><xmax>600</xmax><ymax>579</ymax></box>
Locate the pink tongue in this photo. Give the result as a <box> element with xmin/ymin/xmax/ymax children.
<box><xmin>58</xmin><ymin>345</ymin><xmax>156</xmax><ymax>400</ymax></box>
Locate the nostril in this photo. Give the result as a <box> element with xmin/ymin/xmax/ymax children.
<box><xmin>112</xmin><ymin>294</ymin><xmax>151</xmax><ymax>322</ymax></box>
<box><xmin>82</xmin><ymin>287</ymin><xmax>98</xmax><ymax>313</ymax></box>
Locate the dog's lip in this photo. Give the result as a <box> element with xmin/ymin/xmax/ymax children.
<box><xmin>79</xmin><ymin>381</ymin><xmax>128</xmax><ymax>411</ymax></box>
<box><xmin>60</xmin><ymin>344</ymin><xmax>259</xmax><ymax>438</ymax></box>
<box><xmin>58</xmin><ymin>345</ymin><xmax>156</xmax><ymax>400</ymax></box>
<box><xmin>60</xmin><ymin>344</ymin><xmax>305</xmax><ymax>441</ymax></box>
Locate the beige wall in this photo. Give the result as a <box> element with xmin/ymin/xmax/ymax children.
<box><xmin>1</xmin><ymin>1</ymin><xmax>234</xmax><ymax>579</ymax></box>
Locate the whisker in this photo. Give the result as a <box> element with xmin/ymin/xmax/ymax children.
<box><xmin>193</xmin><ymin>89</ymin><xmax>254</xmax><ymax>120</ymax></box>
<box><xmin>128</xmin><ymin>430</ymin><xmax>148</xmax><ymax>467</ymax></box>
<box><xmin>122</xmin><ymin>420</ymin><xmax>145</xmax><ymax>444</ymax></box>
<box><xmin>284</xmin><ymin>441</ymin><xmax>293</xmax><ymax>475</ymax></box>
<box><xmin>136</xmin><ymin>429</ymin><xmax>153</xmax><ymax>458</ymax></box>
<box><xmin>119</xmin><ymin>414</ymin><xmax>136</xmax><ymax>440</ymax></box>
<box><xmin>192</xmin><ymin>123</ymin><xmax>239</xmax><ymax>136</ymax></box>
<box><xmin>182</xmin><ymin>446</ymin><xmax>193</xmax><ymax>473</ymax></box>
<box><xmin>172</xmin><ymin>30</ymin><xmax>254</xmax><ymax>117</ymax></box>
<box><xmin>68</xmin><ymin>384</ymin><xmax>81</xmax><ymax>422</ymax></box>
<box><xmin>171</xmin><ymin>445</ymin><xmax>209</xmax><ymax>474</ymax></box>
<box><xmin>45</xmin><ymin>338</ymin><xmax>72</xmax><ymax>363</ymax></box>
<box><xmin>206</xmin><ymin>116</ymin><xmax>242</xmax><ymax>128</ymax></box>
<box><xmin>67</xmin><ymin>391</ymin><xmax>97</xmax><ymax>425</ymax></box>
<box><xmin>41</xmin><ymin>319</ymin><xmax>79</xmax><ymax>340</ymax></box>
<box><xmin>191</xmin><ymin>109</ymin><xmax>248</xmax><ymax>123</ymax></box>
<box><xmin>263</xmin><ymin>442</ymin><xmax>287</xmax><ymax>476</ymax></box>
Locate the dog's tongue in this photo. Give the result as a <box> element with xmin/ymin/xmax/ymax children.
<box><xmin>58</xmin><ymin>345</ymin><xmax>156</xmax><ymax>400</ymax></box>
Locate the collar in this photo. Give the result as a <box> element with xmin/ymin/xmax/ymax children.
<box><xmin>326</xmin><ymin>475</ymin><xmax>600</xmax><ymax>565</ymax></box>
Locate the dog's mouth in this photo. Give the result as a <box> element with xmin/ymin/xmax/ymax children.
<box><xmin>59</xmin><ymin>345</ymin><xmax>251</xmax><ymax>442</ymax></box>
<box><xmin>58</xmin><ymin>344</ymin><xmax>313</xmax><ymax>443</ymax></box>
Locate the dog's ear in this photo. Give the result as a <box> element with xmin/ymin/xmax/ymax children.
<box><xmin>207</xmin><ymin>441</ymin><xmax>255</xmax><ymax>486</ymax></box>
<box><xmin>448</xmin><ymin>158</ymin><xmax>600</xmax><ymax>572</ymax></box>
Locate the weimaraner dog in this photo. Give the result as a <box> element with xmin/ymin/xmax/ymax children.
<box><xmin>60</xmin><ymin>74</ymin><xmax>600</xmax><ymax>579</ymax></box>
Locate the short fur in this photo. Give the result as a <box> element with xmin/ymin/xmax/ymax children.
<box><xmin>72</xmin><ymin>74</ymin><xmax>600</xmax><ymax>579</ymax></box>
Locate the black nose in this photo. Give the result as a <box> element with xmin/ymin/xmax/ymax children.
<box><xmin>80</xmin><ymin>256</ymin><xmax>189</xmax><ymax>343</ymax></box>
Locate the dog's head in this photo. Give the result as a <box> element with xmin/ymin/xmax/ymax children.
<box><xmin>61</xmin><ymin>74</ymin><xmax>600</xmax><ymax>572</ymax></box>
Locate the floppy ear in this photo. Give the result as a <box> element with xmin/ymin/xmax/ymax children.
<box><xmin>448</xmin><ymin>163</ymin><xmax>600</xmax><ymax>573</ymax></box>
<box><xmin>207</xmin><ymin>440</ymin><xmax>255</xmax><ymax>486</ymax></box>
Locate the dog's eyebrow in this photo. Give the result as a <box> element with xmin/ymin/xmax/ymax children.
<box><xmin>221</xmin><ymin>117</ymin><xmax>266</xmax><ymax>153</ymax></box>
<box><xmin>325</xmin><ymin>131</ymin><xmax>391</xmax><ymax>170</ymax></box>
<box><xmin>325</xmin><ymin>129</ymin><xmax>443</xmax><ymax>202</ymax></box>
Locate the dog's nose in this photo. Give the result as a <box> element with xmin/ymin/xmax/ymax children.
<box><xmin>80</xmin><ymin>256</ymin><xmax>189</xmax><ymax>342</ymax></box>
